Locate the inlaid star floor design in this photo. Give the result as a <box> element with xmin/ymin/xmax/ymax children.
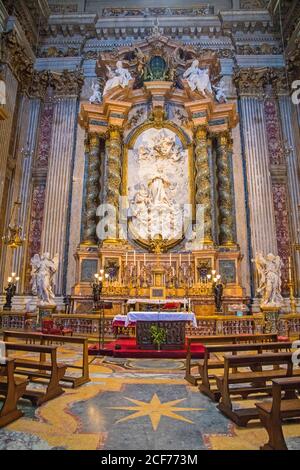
<box><xmin>107</xmin><ymin>393</ymin><xmax>205</xmax><ymax>430</ymax></box>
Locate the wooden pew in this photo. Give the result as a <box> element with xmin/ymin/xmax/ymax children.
<box><xmin>185</xmin><ymin>333</ymin><xmax>278</xmax><ymax>385</ymax></box>
<box><xmin>199</xmin><ymin>341</ymin><xmax>292</xmax><ymax>401</ymax></box>
<box><xmin>4</xmin><ymin>342</ymin><xmax>67</xmax><ymax>406</ymax></box>
<box><xmin>3</xmin><ymin>331</ymin><xmax>90</xmax><ymax>388</ymax></box>
<box><xmin>214</xmin><ymin>352</ymin><xmax>294</xmax><ymax>426</ymax></box>
<box><xmin>256</xmin><ymin>377</ymin><xmax>300</xmax><ymax>450</ymax></box>
<box><xmin>0</xmin><ymin>358</ymin><xmax>28</xmax><ymax>427</ymax></box>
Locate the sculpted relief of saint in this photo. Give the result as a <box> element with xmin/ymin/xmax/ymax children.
<box><xmin>128</xmin><ymin>128</ymin><xmax>189</xmax><ymax>241</ymax></box>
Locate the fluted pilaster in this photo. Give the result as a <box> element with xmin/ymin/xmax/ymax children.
<box><xmin>41</xmin><ymin>97</ymin><xmax>78</xmax><ymax>294</ymax></box>
<box><xmin>82</xmin><ymin>133</ymin><xmax>101</xmax><ymax>244</ymax></box>
<box><xmin>194</xmin><ymin>126</ymin><xmax>213</xmax><ymax>244</ymax></box>
<box><xmin>216</xmin><ymin>132</ymin><xmax>235</xmax><ymax>246</ymax></box>
<box><xmin>238</xmin><ymin>96</ymin><xmax>277</xmax><ymax>256</ymax></box>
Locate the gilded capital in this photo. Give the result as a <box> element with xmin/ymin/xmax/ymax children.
<box><xmin>195</xmin><ymin>126</ymin><xmax>207</xmax><ymax>141</ymax></box>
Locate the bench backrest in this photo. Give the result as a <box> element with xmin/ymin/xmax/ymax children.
<box><xmin>270</xmin><ymin>377</ymin><xmax>300</xmax><ymax>416</ymax></box>
<box><xmin>224</xmin><ymin>352</ymin><xmax>293</xmax><ymax>368</ymax></box>
<box><xmin>204</xmin><ymin>341</ymin><xmax>292</xmax><ymax>356</ymax></box>
<box><xmin>187</xmin><ymin>333</ymin><xmax>278</xmax><ymax>346</ymax></box>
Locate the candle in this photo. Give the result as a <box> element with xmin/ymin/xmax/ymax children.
<box><xmin>144</xmin><ymin>253</ymin><xmax>146</xmax><ymax>265</ymax></box>
<box><xmin>0</xmin><ymin>341</ymin><xmax>5</xmax><ymax>361</ymax></box>
<box><xmin>188</xmin><ymin>253</ymin><xmax>191</xmax><ymax>265</ymax></box>
<box><xmin>126</xmin><ymin>252</ymin><xmax>128</xmax><ymax>266</ymax></box>
<box><xmin>179</xmin><ymin>253</ymin><xmax>182</xmax><ymax>265</ymax></box>
<box><xmin>12</xmin><ymin>273</ymin><xmax>16</xmax><ymax>277</ymax></box>
<box><xmin>134</xmin><ymin>250</ymin><xmax>136</xmax><ymax>265</ymax></box>
<box><xmin>288</xmin><ymin>256</ymin><xmax>292</xmax><ymax>282</ymax></box>
<box><xmin>169</xmin><ymin>252</ymin><xmax>172</xmax><ymax>266</ymax></box>
<box><xmin>7</xmin><ymin>277</ymin><xmax>12</xmax><ymax>283</ymax></box>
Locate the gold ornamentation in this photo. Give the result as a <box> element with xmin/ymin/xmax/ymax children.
<box><xmin>82</xmin><ymin>134</ymin><xmax>101</xmax><ymax>244</ymax></box>
<box><xmin>217</xmin><ymin>132</ymin><xmax>235</xmax><ymax>246</ymax></box>
<box><xmin>194</xmin><ymin>126</ymin><xmax>213</xmax><ymax>243</ymax></box>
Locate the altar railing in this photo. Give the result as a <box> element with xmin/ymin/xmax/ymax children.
<box><xmin>1</xmin><ymin>311</ymin><xmax>299</xmax><ymax>338</ymax></box>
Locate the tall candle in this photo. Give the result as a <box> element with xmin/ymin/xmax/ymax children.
<box><xmin>288</xmin><ymin>256</ymin><xmax>292</xmax><ymax>282</ymax></box>
<box><xmin>0</xmin><ymin>341</ymin><xmax>5</xmax><ymax>360</ymax></box>
<box><xmin>179</xmin><ymin>253</ymin><xmax>182</xmax><ymax>265</ymax></box>
<box><xmin>144</xmin><ymin>253</ymin><xmax>146</xmax><ymax>265</ymax></box>
<box><xmin>169</xmin><ymin>252</ymin><xmax>172</xmax><ymax>266</ymax></box>
<box><xmin>134</xmin><ymin>250</ymin><xmax>136</xmax><ymax>265</ymax></box>
<box><xmin>125</xmin><ymin>252</ymin><xmax>128</xmax><ymax>266</ymax></box>
<box><xmin>188</xmin><ymin>253</ymin><xmax>191</xmax><ymax>265</ymax></box>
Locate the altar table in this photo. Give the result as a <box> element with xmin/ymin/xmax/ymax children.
<box><xmin>112</xmin><ymin>312</ymin><xmax>197</xmax><ymax>350</ymax></box>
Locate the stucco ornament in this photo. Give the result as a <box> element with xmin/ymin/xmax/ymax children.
<box><xmin>89</xmin><ymin>81</ymin><xmax>102</xmax><ymax>104</ymax></box>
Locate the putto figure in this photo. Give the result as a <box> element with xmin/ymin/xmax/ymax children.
<box><xmin>30</xmin><ymin>253</ymin><xmax>59</xmax><ymax>305</ymax></box>
<box><xmin>253</xmin><ymin>252</ymin><xmax>283</xmax><ymax>307</ymax></box>
<box><xmin>103</xmin><ymin>61</ymin><xmax>132</xmax><ymax>96</ymax></box>
<box><xmin>183</xmin><ymin>59</ymin><xmax>212</xmax><ymax>95</ymax></box>
<box><xmin>89</xmin><ymin>81</ymin><xmax>102</xmax><ymax>104</ymax></box>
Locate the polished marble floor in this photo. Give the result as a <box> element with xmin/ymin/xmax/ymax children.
<box><xmin>1</xmin><ymin>346</ymin><xmax>300</xmax><ymax>450</ymax></box>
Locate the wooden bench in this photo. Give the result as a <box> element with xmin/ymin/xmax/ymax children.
<box><xmin>214</xmin><ymin>352</ymin><xmax>294</xmax><ymax>426</ymax></box>
<box><xmin>0</xmin><ymin>358</ymin><xmax>28</xmax><ymax>427</ymax></box>
<box><xmin>3</xmin><ymin>331</ymin><xmax>90</xmax><ymax>388</ymax></box>
<box><xmin>4</xmin><ymin>342</ymin><xmax>67</xmax><ymax>406</ymax></box>
<box><xmin>256</xmin><ymin>377</ymin><xmax>300</xmax><ymax>450</ymax></box>
<box><xmin>185</xmin><ymin>333</ymin><xmax>279</xmax><ymax>385</ymax></box>
<box><xmin>199</xmin><ymin>341</ymin><xmax>292</xmax><ymax>402</ymax></box>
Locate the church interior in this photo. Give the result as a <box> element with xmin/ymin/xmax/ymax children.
<box><xmin>0</xmin><ymin>0</ymin><xmax>300</xmax><ymax>453</ymax></box>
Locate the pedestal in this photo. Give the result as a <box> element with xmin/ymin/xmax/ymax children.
<box><xmin>260</xmin><ymin>305</ymin><xmax>281</xmax><ymax>334</ymax></box>
<box><xmin>37</xmin><ymin>304</ymin><xmax>57</xmax><ymax>327</ymax></box>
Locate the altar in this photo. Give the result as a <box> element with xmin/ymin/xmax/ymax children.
<box><xmin>113</xmin><ymin>312</ymin><xmax>197</xmax><ymax>350</ymax></box>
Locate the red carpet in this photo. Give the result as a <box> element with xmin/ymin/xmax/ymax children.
<box><xmin>88</xmin><ymin>337</ymin><xmax>205</xmax><ymax>359</ymax></box>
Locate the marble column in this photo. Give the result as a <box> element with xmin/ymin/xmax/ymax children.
<box><xmin>41</xmin><ymin>97</ymin><xmax>79</xmax><ymax>295</ymax></box>
<box><xmin>216</xmin><ymin>132</ymin><xmax>235</xmax><ymax>246</ymax></box>
<box><xmin>238</xmin><ymin>95</ymin><xmax>278</xmax><ymax>257</ymax></box>
<box><xmin>82</xmin><ymin>133</ymin><xmax>101</xmax><ymax>244</ymax></box>
<box><xmin>105</xmin><ymin>126</ymin><xmax>122</xmax><ymax>239</ymax></box>
<box><xmin>12</xmin><ymin>98</ymin><xmax>41</xmax><ymax>291</ymax></box>
<box><xmin>194</xmin><ymin>126</ymin><xmax>213</xmax><ymax>243</ymax></box>
<box><xmin>278</xmin><ymin>94</ymin><xmax>300</xmax><ymax>293</ymax></box>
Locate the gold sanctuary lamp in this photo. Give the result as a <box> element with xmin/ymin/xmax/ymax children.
<box><xmin>2</xmin><ymin>202</ymin><xmax>26</xmax><ymax>249</ymax></box>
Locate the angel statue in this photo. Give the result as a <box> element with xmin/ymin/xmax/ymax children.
<box><xmin>89</xmin><ymin>81</ymin><xmax>102</xmax><ymax>104</ymax></box>
<box><xmin>183</xmin><ymin>59</ymin><xmax>213</xmax><ymax>95</ymax></box>
<box><xmin>103</xmin><ymin>61</ymin><xmax>132</xmax><ymax>96</ymax></box>
<box><xmin>253</xmin><ymin>252</ymin><xmax>283</xmax><ymax>307</ymax></box>
<box><xmin>30</xmin><ymin>253</ymin><xmax>59</xmax><ymax>305</ymax></box>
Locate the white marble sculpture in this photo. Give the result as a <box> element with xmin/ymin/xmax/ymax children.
<box><xmin>89</xmin><ymin>81</ymin><xmax>102</xmax><ymax>104</ymax></box>
<box><xmin>129</xmin><ymin>129</ymin><xmax>186</xmax><ymax>240</ymax></box>
<box><xmin>253</xmin><ymin>252</ymin><xmax>283</xmax><ymax>307</ymax></box>
<box><xmin>30</xmin><ymin>253</ymin><xmax>59</xmax><ymax>306</ymax></box>
<box><xmin>103</xmin><ymin>61</ymin><xmax>132</xmax><ymax>96</ymax></box>
<box><xmin>214</xmin><ymin>80</ymin><xmax>227</xmax><ymax>103</ymax></box>
<box><xmin>183</xmin><ymin>59</ymin><xmax>213</xmax><ymax>95</ymax></box>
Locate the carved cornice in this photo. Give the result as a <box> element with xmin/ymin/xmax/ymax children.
<box><xmin>233</xmin><ymin>66</ymin><xmax>289</xmax><ymax>96</ymax></box>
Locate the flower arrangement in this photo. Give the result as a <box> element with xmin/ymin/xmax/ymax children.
<box><xmin>150</xmin><ymin>325</ymin><xmax>167</xmax><ymax>351</ymax></box>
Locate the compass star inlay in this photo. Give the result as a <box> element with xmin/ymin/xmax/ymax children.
<box><xmin>107</xmin><ymin>393</ymin><xmax>205</xmax><ymax>431</ymax></box>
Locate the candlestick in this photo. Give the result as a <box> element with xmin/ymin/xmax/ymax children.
<box><xmin>288</xmin><ymin>256</ymin><xmax>292</xmax><ymax>283</ymax></box>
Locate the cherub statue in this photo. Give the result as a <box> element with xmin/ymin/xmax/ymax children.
<box><xmin>213</xmin><ymin>80</ymin><xmax>227</xmax><ymax>103</ymax></box>
<box><xmin>30</xmin><ymin>253</ymin><xmax>59</xmax><ymax>305</ymax></box>
<box><xmin>89</xmin><ymin>81</ymin><xmax>102</xmax><ymax>104</ymax></box>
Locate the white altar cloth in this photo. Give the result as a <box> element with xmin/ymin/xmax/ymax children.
<box><xmin>113</xmin><ymin>312</ymin><xmax>197</xmax><ymax>328</ymax></box>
